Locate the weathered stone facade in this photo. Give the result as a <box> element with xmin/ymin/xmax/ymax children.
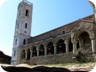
<box><xmin>17</xmin><ymin>14</ymin><xmax>96</xmax><ymax>65</ymax></box>
<box><xmin>11</xmin><ymin>0</ymin><xmax>96</xmax><ymax>65</ymax></box>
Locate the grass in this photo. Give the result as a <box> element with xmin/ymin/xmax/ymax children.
<box><xmin>44</xmin><ymin>62</ymin><xmax>96</xmax><ymax>67</ymax></box>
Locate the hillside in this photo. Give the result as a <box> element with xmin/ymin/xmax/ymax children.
<box><xmin>0</xmin><ymin>51</ymin><xmax>11</xmax><ymax>64</ymax></box>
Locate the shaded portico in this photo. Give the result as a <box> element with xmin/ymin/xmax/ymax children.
<box><xmin>71</xmin><ymin>30</ymin><xmax>95</xmax><ymax>55</ymax></box>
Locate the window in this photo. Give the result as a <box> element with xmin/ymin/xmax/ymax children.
<box><xmin>23</xmin><ymin>39</ymin><xmax>26</xmax><ymax>45</ymax></box>
<box><xmin>63</xmin><ymin>31</ymin><xmax>65</xmax><ymax>34</ymax></box>
<box><xmin>25</xmin><ymin>9</ymin><xmax>29</xmax><ymax>16</ymax></box>
<box><xmin>25</xmin><ymin>23</ymin><xmax>27</xmax><ymax>28</ymax></box>
<box><xmin>15</xmin><ymin>39</ymin><xmax>17</xmax><ymax>45</ymax></box>
<box><xmin>13</xmin><ymin>50</ymin><xmax>16</xmax><ymax>56</ymax></box>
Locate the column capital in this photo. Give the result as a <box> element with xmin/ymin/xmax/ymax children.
<box><xmin>65</xmin><ymin>40</ymin><xmax>69</xmax><ymax>44</ymax></box>
<box><xmin>71</xmin><ymin>38</ymin><xmax>77</xmax><ymax>44</ymax></box>
<box><xmin>90</xmin><ymin>37</ymin><xmax>95</xmax><ymax>40</ymax></box>
<box><xmin>72</xmin><ymin>41</ymin><xmax>78</xmax><ymax>44</ymax></box>
<box><xmin>36</xmin><ymin>47</ymin><xmax>39</xmax><ymax>51</ymax></box>
<box><xmin>53</xmin><ymin>44</ymin><xmax>56</xmax><ymax>47</ymax></box>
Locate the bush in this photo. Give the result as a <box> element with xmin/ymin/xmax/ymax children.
<box><xmin>76</xmin><ymin>51</ymin><xmax>90</xmax><ymax>63</ymax></box>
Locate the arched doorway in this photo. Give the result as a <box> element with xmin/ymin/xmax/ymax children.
<box><xmin>26</xmin><ymin>49</ymin><xmax>30</xmax><ymax>60</ymax></box>
<box><xmin>56</xmin><ymin>39</ymin><xmax>66</xmax><ymax>54</ymax></box>
<box><xmin>75</xmin><ymin>31</ymin><xmax>91</xmax><ymax>53</ymax></box>
<box><xmin>78</xmin><ymin>32</ymin><xmax>91</xmax><ymax>49</ymax></box>
<box><xmin>47</xmin><ymin>42</ymin><xmax>54</xmax><ymax>55</ymax></box>
<box><xmin>69</xmin><ymin>39</ymin><xmax>73</xmax><ymax>52</ymax></box>
<box><xmin>32</xmin><ymin>46</ymin><xmax>37</xmax><ymax>57</ymax></box>
<box><xmin>39</xmin><ymin>44</ymin><xmax>44</xmax><ymax>56</ymax></box>
<box><xmin>21</xmin><ymin>49</ymin><xmax>25</xmax><ymax>59</ymax></box>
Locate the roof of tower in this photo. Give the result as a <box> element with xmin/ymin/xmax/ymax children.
<box><xmin>18</xmin><ymin>0</ymin><xmax>33</xmax><ymax>9</ymax></box>
<box><xmin>21</xmin><ymin>0</ymin><xmax>32</xmax><ymax>6</ymax></box>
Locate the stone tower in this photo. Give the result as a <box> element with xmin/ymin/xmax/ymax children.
<box><xmin>11</xmin><ymin>0</ymin><xmax>33</xmax><ymax>65</ymax></box>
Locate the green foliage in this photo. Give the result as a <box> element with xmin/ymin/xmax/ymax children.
<box><xmin>76</xmin><ymin>51</ymin><xmax>93</xmax><ymax>63</ymax></box>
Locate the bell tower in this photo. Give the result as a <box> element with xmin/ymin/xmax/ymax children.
<box><xmin>11</xmin><ymin>0</ymin><xmax>33</xmax><ymax>65</ymax></box>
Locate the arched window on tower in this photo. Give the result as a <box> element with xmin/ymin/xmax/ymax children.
<box><xmin>25</xmin><ymin>9</ymin><xmax>29</xmax><ymax>16</ymax></box>
<box><xmin>23</xmin><ymin>39</ymin><xmax>26</xmax><ymax>45</ymax></box>
<box><xmin>25</xmin><ymin>23</ymin><xmax>27</xmax><ymax>29</ymax></box>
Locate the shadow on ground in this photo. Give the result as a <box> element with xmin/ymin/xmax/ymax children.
<box><xmin>1</xmin><ymin>65</ymin><xmax>88</xmax><ymax>72</ymax></box>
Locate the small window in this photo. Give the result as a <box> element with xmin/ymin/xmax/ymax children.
<box><xmin>25</xmin><ymin>9</ymin><xmax>29</xmax><ymax>16</ymax></box>
<box><xmin>63</xmin><ymin>31</ymin><xmax>65</xmax><ymax>34</ymax></box>
<box><xmin>23</xmin><ymin>39</ymin><xmax>26</xmax><ymax>45</ymax></box>
<box><xmin>25</xmin><ymin>23</ymin><xmax>27</xmax><ymax>28</ymax></box>
<box><xmin>15</xmin><ymin>39</ymin><xmax>17</xmax><ymax>45</ymax></box>
<box><xmin>13</xmin><ymin>50</ymin><xmax>16</xmax><ymax>56</ymax></box>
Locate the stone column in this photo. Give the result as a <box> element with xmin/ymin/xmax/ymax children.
<box><xmin>73</xmin><ymin>41</ymin><xmax>77</xmax><ymax>54</ymax></box>
<box><xmin>30</xmin><ymin>48</ymin><xmax>33</xmax><ymax>58</ymax></box>
<box><xmin>65</xmin><ymin>40</ymin><xmax>69</xmax><ymax>53</ymax></box>
<box><xmin>91</xmin><ymin>39</ymin><xmax>95</xmax><ymax>53</ymax></box>
<box><xmin>79</xmin><ymin>40</ymin><xmax>82</xmax><ymax>49</ymax></box>
<box><xmin>44</xmin><ymin>45</ymin><xmax>47</xmax><ymax>57</ymax></box>
<box><xmin>37</xmin><ymin>47</ymin><xmax>39</xmax><ymax>57</ymax></box>
<box><xmin>53</xmin><ymin>44</ymin><xmax>56</xmax><ymax>55</ymax></box>
<box><xmin>25</xmin><ymin>49</ymin><xmax>27</xmax><ymax>60</ymax></box>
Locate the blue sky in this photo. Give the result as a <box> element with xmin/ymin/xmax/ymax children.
<box><xmin>0</xmin><ymin>0</ymin><xmax>93</xmax><ymax>56</ymax></box>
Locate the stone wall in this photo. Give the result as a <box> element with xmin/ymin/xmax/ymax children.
<box><xmin>28</xmin><ymin>20</ymin><xmax>78</xmax><ymax>44</ymax></box>
<box><xmin>16</xmin><ymin>14</ymin><xmax>96</xmax><ymax>65</ymax></box>
<box><xmin>17</xmin><ymin>52</ymin><xmax>73</xmax><ymax>65</ymax></box>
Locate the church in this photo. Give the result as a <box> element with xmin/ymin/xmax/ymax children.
<box><xmin>11</xmin><ymin>0</ymin><xmax>96</xmax><ymax>65</ymax></box>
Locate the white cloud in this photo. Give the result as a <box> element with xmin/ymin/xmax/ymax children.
<box><xmin>0</xmin><ymin>0</ymin><xmax>7</xmax><ymax>7</ymax></box>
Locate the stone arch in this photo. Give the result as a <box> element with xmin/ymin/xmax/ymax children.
<box><xmin>32</xmin><ymin>46</ymin><xmax>37</xmax><ymax>57</ymax></box>
<box><xmin>68</xmin><ymin>38</ymin><xmax>73</xmax><ymax>52</ymax></box>
<box><xmin>47</xmin><ymin>42</ymin><xmax>54</xmax><ymax>55</ymax></box>
<box><xmin>21</xmin><ymin>49</ymin><xmax>25</xmax><ymax>59</ymax></box>
<box><xmin>72</xmin><ymin>30</ymin><xmax>92</xmax><ymax>41</ymax></box>
<box><xmin>55</xmin><ymin>38</ymin><xmax>64</xmax><ymax>44</ymax></box>
<box><xmin>39</xmin><ymin>44</ymin><xmax>45</xmax><ymax>56</ymax></box>
<box><xmin>78</xmin><ymin>32</ymin><xmax>91</xmax><ymax>48</ymax></box>
<box><xmin>72</xmin><ymin>30</ymin><xmax>92</xmax><ymax>53</ymax></box>
<box><xmin>56</xmin><ymin>39</ymin><xmax>66</xmax><ymax>54</ymax></box>
<box><xmin>26</xmin><ymin>48</ymin><xmax>30</xmax><ymax>60</ymax></box>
